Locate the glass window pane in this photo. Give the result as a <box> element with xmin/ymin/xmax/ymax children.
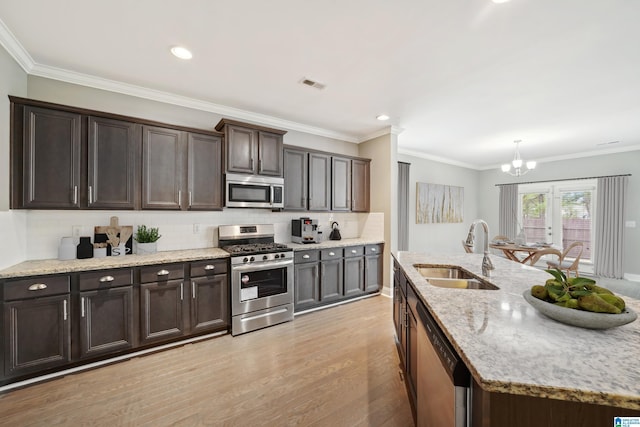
<box><xmin>561</xmin><ymin>191</ymin><xmax>592</xmax><ymax>261</ymax></box>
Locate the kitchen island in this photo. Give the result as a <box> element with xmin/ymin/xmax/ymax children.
<box><xmin>394</xmin><ymin>251</ymin><xmax>640</xmax><ymax>426</ymax></box>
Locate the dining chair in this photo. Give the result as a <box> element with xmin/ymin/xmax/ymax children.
<box><xmin>529</xmin><ymin>242</ymin><xmax>584</xmax><ymax>277</ymax></box>
<box><xmin>492</xmin><ymin>235</ymin><xmax>510</xmax><ymax>242</ymax></box>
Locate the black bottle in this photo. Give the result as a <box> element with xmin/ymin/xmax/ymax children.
<box><xmin>77</xmin><ymin>236</ymin><xmax>94</xmax><ymax>259</ymax></box>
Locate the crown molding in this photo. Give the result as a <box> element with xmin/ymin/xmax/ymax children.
<box><xmin>0</xmin><ymin>18</ymin><xmax>34</xmax><ymax>72</ymax></box>
<box><xmin>360</xmin><ymin>125</ymin><xmax>405</xmax><ymax>142</ymax></box>
<box><xmin>398</xmin><ymin>148</ymin><xmax>481</xmax><ymax>169</ymax></box>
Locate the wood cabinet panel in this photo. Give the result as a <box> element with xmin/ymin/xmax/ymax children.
<box><xmin>142</xmin><ymin>125</ymin><xmax>184</xmax><ymax>210</ymax></box>
<box><xmin>21</xmin><ymin>106</ymin><xmax>82</xmax><ymax>209</ymax></box>
<box><xmin>226</xmin><ymin>125</ymin><xmax>256</xmax><ymax>174</ymax></box>
<box><xmin>257</xmin><ymin>131</ymin><xmax>283</xmax><ymax>176</ymax></box>
<box><xmin>320</xmin><ymin>258</ymin><xmax>343</xmax><ymax>303</ymax></box>
<box><xmin>331</xmin><ymin>156</ymin><xmax>351</xmax><ymax>211</ymax></box>
<box><xmin>4</xmin><ymin>294</ymin><xmax>71</xmax><ymax>377</ymax></box>
<box><xmin>187</xmin><ymin>133</ymin><xmax>223</xmax><ymax>210</ymax></box>
<box><xmin>79</xmin><ymin>286</ymin><xmax>134</xmax><ymax>359</ymax></box>
<box><xmin>4</xmin><ymin>275</ymin><xmax>70</xmax><ymax>301</ymax></box>
<box><xmin>309</xmin><ymin>152</ymin><xmax>331</xmax><ymax>211</ymax></box>
<box><xmin>365</xmin><ymin>244</ymin><xmax>384</xmax><ymax>293</ymax></box>
<box><xmin>140</xmin><ymin>279</ymin><xmax>185</xmax><ymax>345</ymax></box>
<box><xmin>87</xmin><ymin>116</ymin><xmax>138</xmax><ymax>209</ymax></box>
<box><xmin>190</xmin><ymin>274</ymin><xmax>228</xmax><ymax>334</ymax></box>
<box><xmin>284</xmin><ymin>148</ymin><xmax>308</xmax><ymax>210</ymax></box>
<box><xmin>294</xmin><ymin>261</ymin><xmax>320</xmax><ymax>310</ymax></box>
<box><xmin>351</xmin><ymin>159</ymin><xmax>370</xmax><ymax>212</ymax></box>
<box><xmin>344</xmin><ymin>256</ymin><xmax>365</xmax><ymax>297</ymax></box>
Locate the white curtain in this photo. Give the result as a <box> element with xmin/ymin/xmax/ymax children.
<box><xmin>499</xmin><ymin>184</ymin><xmax>518</xmax><ymax>239</ymax></box>
<box><xmin>594</xmin><ymin>176</ymin><xmax>628</xmax><ymax>278</ymax></box>
<box><xmin>398</xmin><ymin>162</ymin><xmax>410</xmax><ymax>251</ymax></box>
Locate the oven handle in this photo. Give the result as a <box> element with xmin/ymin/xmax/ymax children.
<box><xmin>232</xmin><ymin>259</ymin><xmax>293</xmax><ymax>272</ymax></box>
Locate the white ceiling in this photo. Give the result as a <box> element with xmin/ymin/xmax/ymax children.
<box><xmin>1</xmin><ymin>0</ymin><xmax>639</xmax><ymax>169</ymax></box>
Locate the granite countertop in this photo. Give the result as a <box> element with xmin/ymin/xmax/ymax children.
<box><xmin>0</xmin><ymin>248</ymin><xmax>230</xmax><ymax>279</ymax></box>
<box><xmin>287</xmin><ymin>238</ymin><xmax>384</xmax><ymax>251</ymax></box>
<box><xmin>394</xmin><ymin>251</ymin><xmax>640</xmax><ymax>410</ymax></box>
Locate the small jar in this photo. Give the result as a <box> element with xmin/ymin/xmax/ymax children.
<box><xmin>58</xmin><ymin>237</ymin><xmax>76</xmax><ymax>260</ymax></box>
<box><xmin>77</xmin><ymin>236</ymin><xmax>93</xmax><ymax>259</ymax></box>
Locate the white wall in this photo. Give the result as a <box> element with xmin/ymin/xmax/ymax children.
<box><xmin>0</xmin><ymin>42</ymin><xmax>28</xmax><ymax>267</ymax></box>
<box><xmin>478</xmin><ymin>150</ymin><xmax>640</xmax><ymax>276</ymax></box>
<box><xmin>397</xmin><ymin>152</ymin><xmax>481</xmax><ymax>254</ymax></box>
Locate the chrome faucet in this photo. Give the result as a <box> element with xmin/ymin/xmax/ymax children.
<box><xmin>465</xmin><ymin>219</ymin><xmax>495</xmax><ymax>277</ymax></box>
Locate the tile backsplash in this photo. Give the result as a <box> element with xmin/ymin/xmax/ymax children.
<box><xmin>24</xmin><ymin>209</ymin><xmax>384</xmax><ymax>260</ymax></box>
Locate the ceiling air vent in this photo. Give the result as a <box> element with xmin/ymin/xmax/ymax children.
<box><xmin>300</xmin><ymin>78</ymin><xmax>326</xmax><ymax>90</ymax></box>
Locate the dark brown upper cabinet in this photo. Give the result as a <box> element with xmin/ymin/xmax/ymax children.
<box><xmin>351</xmin><ymin>158</ymin><xmax>370</xmax><ymax>212</ymax></box>
<box><xmin>283</xmin><ymin>147</ymin><xmax>308</xmax><ymax>210</ymax></box>
<box><xmin>331</xmin><ymin>156</ymin><xmax>352</xmax><ymax>211</ymax></box>
<box><xmin>142</xmin><ymin>126</ymin><xmax>223</xmax><ymax>211</ymax></box>
<box><xmin>88</xmin><ymin>116</ymin><xmax>138</xmax><ymax>209</ymax></box>
<box><xmin>15</xmin><ymin>105</ymin><xmax>82</xmax><ymax>209</ymax></box>
<box><xmin>309</xmin><ymin>152</ymin><xmax>331</xmax><ymax>211</ymax></box>
<box><xmin>215</xmin><ymin>119</ymin><xmax>286</xmax><ymax>177</ymax></box>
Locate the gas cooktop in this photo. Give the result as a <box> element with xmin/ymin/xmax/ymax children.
<box><xmin>222</xmin><ymin>242</ymin><xmax>291</xmax><ymax>256</ymax></box>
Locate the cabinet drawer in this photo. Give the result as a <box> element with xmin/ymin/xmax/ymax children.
<box><xmin>344</xmin><ymin>246</ymin><xmax>364</xmax><ymax>258</ymax></box>
<box><xmin>4</xmin><ymin>275</ymin><xmax>70</xmax><ymax>301</ymax></box>
<box><xmin>139</xmin><ymin>263</ymin><xmax>184</xmax><ymax>283</ymax></box>
<box><xmin>365</xmin><ymin>244</ymin><xmax>383</xmax><ymax>255</ymax></box>
<box><xmin>190</xmin><ymin>259</ymin><xmax>228</xmax><ymax>277</ymax></box>
<box><xmin>79</xmin><ymin>268</ymin><xmax>133</xmax><ymax>291</ymax></box>
<box><xmin>321</xmin><ymin>248</ymin><xmax>343</xmax><ymax>260</ymax></box>
<box><xmin>295</xmin><ymin>250</ymin><xmax>319</xmax><ymax>264</ymax></box>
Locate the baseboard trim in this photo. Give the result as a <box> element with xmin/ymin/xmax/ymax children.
<box><xmin>624</xmin><ymin>273</ymin><xmax>640</xmax><ymax>282</ymax></box>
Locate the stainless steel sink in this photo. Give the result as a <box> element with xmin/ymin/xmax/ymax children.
<box><xmin>414</xmin><ymin>264</ymin><xmax>499</xmax><ymax>290</ymax></box>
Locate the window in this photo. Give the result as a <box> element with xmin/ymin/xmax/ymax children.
<box><xmin>518</xmin><ymin>180</ymin><xmax>596</xmax><ymax>262</ymax></box>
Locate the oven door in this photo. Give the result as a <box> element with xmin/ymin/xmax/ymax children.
<box><xmin>231</xmin><ymin>259</ymin><xmax>293</xmax><ymax>315</ymax></box>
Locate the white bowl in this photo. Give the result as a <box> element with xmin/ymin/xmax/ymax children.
<box><xmin>522</xmin><ymin>290</ymin><xmax>637</xmax><ymax>329</ymax></box>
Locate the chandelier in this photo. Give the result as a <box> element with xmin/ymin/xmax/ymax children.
<box><xmin>501</xmin><ymin>140</ymin><xmax>536</xmax><ymax>177</ymax></box>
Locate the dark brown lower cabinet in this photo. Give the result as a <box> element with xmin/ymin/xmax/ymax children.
<box><xmin>79</xmin><ymin>286</ymin><xmax>134</xmax><ymax>359</ymax></box>
<box><xmin>4</xmin><ymin>294</ymin><xmax>71</xmax><ymax>377</ymax></box>
<box><xmin>190</xmin><ymin>274</ymin><xmax>228</xmax><ymax>334</ymax></box>
<box><xmin>364</xmin><ymin>244</ymin><xmax>383</xmax><ymax>292</ymax></box>
<box><xmin>294</xmin><ymin>251</ymin><xmax>320</xmax><ymax>311</ymax></box>
<box><xmin>344</xmin><ymin>255</ymin><xmax>365</xmax><ymax>297</ymax></box>
<box><xmin>140</xmin><ymin>279</ymin><xmax>186</xmax><ymax>345</ymax></box>
<box><xmin>320</xmin><ymin>249</ymin><xmax>343</xmax><ymax>303</ymax></box>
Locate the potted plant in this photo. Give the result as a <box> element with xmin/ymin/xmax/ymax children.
<box><xmin>134</xmin><ymin>225</ymin><xmax>161</xmax><ymax>255</ymax></box>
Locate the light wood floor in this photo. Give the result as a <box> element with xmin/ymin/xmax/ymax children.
<box><xmin>0</xmin><ymin>296</ymin><xmax>414</xmax><ymax>427</ymax></box>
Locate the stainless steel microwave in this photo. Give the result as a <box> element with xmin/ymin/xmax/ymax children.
<box><xmin>225</xmin><ymin>173</ymin><xmax>284</xmax><ymax>209</ymax></box>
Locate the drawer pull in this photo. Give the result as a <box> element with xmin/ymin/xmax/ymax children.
<box><xmin>302</xmin><ymin>254</ymin><xmax>310</xmax><ymax>259</ymax></box>
<box><xmin>329</xmin><ymin>252</ymin><xmax>335</xmax><ymax>257</ymax></box>
<box><xmin>28</xmin><ymin>283</ymin><xmax>47</xmax><ymax>291</ymax></box>
<box><xmin>204</xmin><ymin>265</ymin><xmax>216</xmax><ymax>271</ymax></box>
<box><xmin>99</xmin><ymin>275</ymin><xmax>115</xmax><ymax>283</ymax></box>
<box><xmin>371</xmin><ymin>248</ymin><xmax>377</xmax><ymax>252</ymax></box>
<box><xmin>157</xmin><ymin>269</ymin><xmax>170</xmax><ymax>276</ymax></box>
<box><xmin>351</xmin><ymin>250</ymin><xmax>357</xmax><ymax>254</ymax></box>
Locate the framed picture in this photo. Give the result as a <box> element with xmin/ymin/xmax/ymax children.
<box><xmin>416</xmin><ymin>182</ymin><xmax>464</xmax><ymax>224</ymax></box>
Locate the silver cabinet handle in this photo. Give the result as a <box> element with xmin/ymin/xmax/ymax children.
<box><xmin>204</xmin><ymin>264</ymin><xmax>215</xmax><ymax>271</ymax></box>
<box><xmin>178</xmin><ymin>190</ymin><xmax>182</xmax><ymax>207</ymax></box>
<box><xmin>329</xmin><ymin>252</ymin><xmax>335</xmax><ymax>257</ymax></box>
<box><xmin>28</xmin><ymin>283</ymin><xmax>47</xmax><ymax>291</ymax></box>
<box><xmin>302</xmin><ymin>254</ymin><xmax>310</xmax><ymax>259</ymax></box>
<box><xmin>99</xmin><ymin>275</ymin><xmax>114</xmax><ymax>283</ymax></box>
<box><xmin>351</xmin><ymin>249</ymin><xmax>357</xmax><ymax>254</ymax></box>
<box><xmin>73</xmin><ymin>185</ymin><xmax>78</xmax><ymax>205</ymax></box>
<box><xmin>63</xmin><ymin>299</ymin><xmax>68</xmax><ymax>321</ymax></box>
<box><xmin>189</xmin><ymin>191</ymin><xmax>193</xmax><ymax>207</ymax></box>
<box><xmin>88</xmin><ymin>185</ymin><xmax>93</xmax><ymax>204</ymax></box>
<box><xmin>180</xmin><ymin>282</ymin><xmax>184</xmax><ymax>301</ymax></box>
<box><xmin>192</xmin><ymin>282</ymin><xmax>196</xmax><ymax>299</ymax></box>
<box><xmin>157</xmin><ymin>269</ymin><xmax>170</xmax><ymax>276</ymax></box>
<box><xmin>250</xmin><ymin>158</ymin><xmax>254</xmax><ymax>170</ymax></box>
<box><xmin>81</xmin><ymin>296</ymin><xmax>85</xmax><ymax>318</ymax></box>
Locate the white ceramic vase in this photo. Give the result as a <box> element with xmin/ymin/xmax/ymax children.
<box><xmin>136</xmin><ymin>241</ymin><xmax>157</xmax><ymax>255</ymax></box>
<box><xmin>58</xmin><ymin>237</ymin><xmax>76</xmax><ymax>260</ymax></box>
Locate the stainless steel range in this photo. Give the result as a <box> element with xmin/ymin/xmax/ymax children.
<box><xmin>219</xmin><ymin>224</ymin><xmax>294</xmax><ymax>336</ymax></box>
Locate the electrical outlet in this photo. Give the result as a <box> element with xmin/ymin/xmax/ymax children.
<box><xmin>72</xmin><ymin>225</ymin><xmax>82</xmax><ymax>237</ymax></box>
<box><xmin>193</xmin><ymin>223</ymin><xmax>200</xmax><ymax>233</ymax></box>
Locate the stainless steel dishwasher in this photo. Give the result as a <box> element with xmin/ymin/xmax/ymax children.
<box><xmin>416</xmin><ymin>301</ymin><xmax>471</xmax><ymax>427</ymax></box>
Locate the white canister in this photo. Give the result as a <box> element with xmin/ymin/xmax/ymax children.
<box><xmin>58</xmin><ymin>237</ymin><xmax>76</xmax><ymax>260</ymax></box>
<box><xmin>94</xmin><ymin>247</ymin><xmax>107</xmax><ymax>258</ymax></box>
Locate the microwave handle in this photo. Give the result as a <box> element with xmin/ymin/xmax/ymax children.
<box><xmin>270</xmin><ymin>185</ymin><xmax>274</xmax><ymax>206</ymax></box>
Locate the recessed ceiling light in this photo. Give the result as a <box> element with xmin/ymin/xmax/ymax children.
<box><xmin>376</xmin><ymin>114</ymin><xmax>390</xmax><ymax>121</ymax></box>
<box><xmin>171</xmin><ymin>46</ymin><xmax>193</xmax><ymax>60</ymax></box>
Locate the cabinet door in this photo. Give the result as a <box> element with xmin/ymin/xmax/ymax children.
<box><xmin>4</xmin><ymin>295</ymin><xmax>71</xmax><ymax>377</ymax></box>
<box><xmin>365</xmin><ymin>254</ymin><xmax>383</xmax><ymax>293</ymax></box>
<box><xmin>187</xmin><ymin>133</ymin><xmax>223</xmax><ymax>210</ymax></box>
<box><xmin>351</xmin><ymin>159</ymin><xmax>370</xmax><ymax>212</ymax></box>
<box><xmin>190</xmin><ymin>274</ymin><xmax>229</xmax><ymax>334</ymax></box>
<box><xmin>79</xmin><ymin>286</ymin><xmax>134</xmax><ymax>359</ymax></box>
<box><xmin>309</xmin><ymin>152</ymin><xmax>331</xmax><ymax>211</ymax></box>
<box><xmin>226</xmin><ymin>125</ymin><xmax>257</xmax><ymax>174</ymax></box>
<box><xmin>22</xmin><ymin>106</ymin><xmax>81</xmax><ymax>209</ymax></box>
<box><xmin>284</xmin><ymin>148</ymin><xmax>308</xmax><ymax>210</ymax></box>
<box><xmin>393</xmin><ymin>286</ymin><xmax>403</xmax><ymax>347</ymax></box>
<box><xmin>88</xmin><ymin>116</ymin><xmax>138</xmax><ymax>209</ymax></box>
<box><xmin>399</xmin><ymin>290</ymin><xmax>407</xmax><ymax>364</ymax></box>
<box><xmin>331</xmin><ymin>156</ymin><xmax>351</xmax><ymax>211</ymax></box>
<box><xmin>294</xmin><ymin>262</ymin><xmax>320</xmax><ymax>311</ymax></box>
<box><xmin>257</xmin><ymin>131</ymin><xmax>283</xmax><ymax>176</ymax></box>
<box><xmin>142</xmin><ymin>126</ymin><xmax>184</xmax><ymax>210</ymax></box>
<box><xmin>344</xmin><ymin>256</ymin><xmax>365</xmax><ymax>297</ymax></box>
<box><xmin>320</xmin><ymin>258</ymin><xmax>343</xmax><ymax>303</ymax></box>
<box><xmin>407</xmin><ymin>304</ymin><xmax>418</xmax><ymax>402</ymax></box>
<box><xmin>140</xmin><ymin>279</ymin><xmax>185</xmax><ymax>344</ymax></box>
